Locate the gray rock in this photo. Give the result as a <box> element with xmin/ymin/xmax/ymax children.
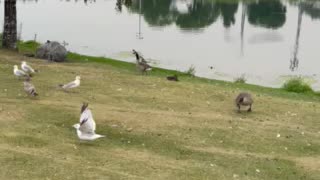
<box><xmin>35</xmin><ymin>41</ymin><xmax>68</xmax><ymax>62</ymax></box>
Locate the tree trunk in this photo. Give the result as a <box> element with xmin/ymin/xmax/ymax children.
<box><xmin>2</xmin><ymin>0</ymin><xmax>17</xmax><ymax>49</ymax></box>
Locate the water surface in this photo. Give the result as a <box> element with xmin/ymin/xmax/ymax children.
<box><xmin>1</xmin><ymin>0</ymin><xmax>320</xmax><ymax>89</ymax></box>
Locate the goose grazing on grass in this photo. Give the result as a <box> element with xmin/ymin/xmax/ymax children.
<box><xmin>132</xmin><ymin>49</ymin><xmax>152</xmax><ymax>74</ymax></box>
<box><xmin>59</xmin><ymin>76</ymin><xmax>81</xmax><ymax>91</ymax></box>
<box><xmin>23</xmin><ymin>77</ymin><xmax>38</xmax><ymax>97</ymax></box>
<box><xmin>21</xmin><ymin>61</ymin><xmax>36</xmax><ymax>75</ymax></box>
<box><xmin>13</xmin><ymin>65</ymin><xmax>29</xmax><ymax>79</ymax></box>
<box><xmin>73</xmin><ymin>103</ymin><xmax>105</xmax><ymax>141</ymax></box>
<box><xmin>235</xmin><ymin>92</ymin><xmax>253</xmax><ymax>112</ymax></box>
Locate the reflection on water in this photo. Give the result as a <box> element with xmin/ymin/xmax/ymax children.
<box><xmin>247</xmin><ymin>1</ymin><xmax>286</xmax><ymax>29</ymax></box>
<box><xmin>1</xmin><ymin>0</ymin><xmax>320</xmax><ymax>89</ymax></box>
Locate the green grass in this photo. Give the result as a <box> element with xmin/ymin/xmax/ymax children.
<box><xmin>0</xmin><ymin>42</ymin><xmax>319</xmax><ymax>179</ymax></box>
<box><xmin>17</xmin><ymin>40</ymin><xmax>40</xmax><ymax>54</ymax></box>
<box><xmin>282</xmin><ymin>78</ymin><xmax>314</xmax><ymax>93</ymax></box>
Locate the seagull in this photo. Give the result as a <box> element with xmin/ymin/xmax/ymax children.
<box><xmin>73</xmin><ymin>103</ymin><xmax>105</xmax><ymax>141</ymax></box>
<box><xmin>21</xmin><ymin>61</ymin><xmax>36</xmax><ymax>75</ymax></box>
<box><xmin>59</xmin><ymin>76</ymin><xmax>81</xmax><ymax>91</ymax></box>
<box><xmin>23</xmin><ymin>77</ymin><xmax>38</xmax><ymax>97</ymax></box>
<box><xmin>13</xmin><ymin>65</ymin><xmax>29</xmax><ymax>79</ymax></box>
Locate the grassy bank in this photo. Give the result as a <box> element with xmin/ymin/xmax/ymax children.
<box><xmin>0</xmin><ymin>42</ymin><xmax>319</xmax><ymax>179</ymax></box>
<box><xmin>17</xmin><ymin>40</ymin><xmax>320</xmax><ymax>100</ymax></box>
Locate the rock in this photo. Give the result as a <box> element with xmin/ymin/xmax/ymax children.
<box><xmin>35</xmin><ymin>41</ymin><xmax>67</xmax><ymax>62</ymax></box>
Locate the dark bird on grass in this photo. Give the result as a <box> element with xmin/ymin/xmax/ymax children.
<box><xmin>167</xmin><ymin>74</ymin><xmax>179</xmax><ymax>81</ymax></box>
<box><xmin>235</xmin><ymin>92</ymin><xmax>253</xmax><ymax>112</ymax></box>
<box><xmin>132</xmin><ymin>49</ymin><xmax>152</xmax><ymax>74</ymax></box>
<box><xmin>23</xmin><ymin>77</ymin><xmax>38</xmax><ymax>97</ymax></box>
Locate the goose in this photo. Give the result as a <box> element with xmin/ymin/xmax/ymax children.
<box><xmin>132</xmin><ymin>49</ymin><xmax>147</xmax><ymax>63</ymax></box>
<box><xmin>73</xmin><ymin>103</ymin><xmax>105</xmax><ymax>141</ymax></box>
<box><xmin>235</xmin><ymin>92</ymin><xmax>253</xmax><ymax>112</ymax></box>
<box><xmin>23</xmin><ymin>77</ymin><xmax>38</xmax><ymax>97</ymax></box>
<box><xmin>59</xmin><ymin>76</ymin><xmax>81</xmax><ymax>91</ymax></box>
<box><xmin>132</xmin><ymin>50</ymin><xmax>152</xmax><ymax>74</ymax></box>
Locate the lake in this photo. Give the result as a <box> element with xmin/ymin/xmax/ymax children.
<box><xmin>1</xmin><ymin>0</ymin><xmax>320</xmax><ymax>89</ymax></box>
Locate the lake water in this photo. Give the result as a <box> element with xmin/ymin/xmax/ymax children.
<box><xmin>1</xmin><ymin>0</ymin><xmax>320</xmax><ymax>89</ymax></box>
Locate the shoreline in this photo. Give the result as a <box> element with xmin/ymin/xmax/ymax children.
<box><xmin>16</xmin><ymin>40</ymin><xmax>320</xmax><ymax>101</ymax></box>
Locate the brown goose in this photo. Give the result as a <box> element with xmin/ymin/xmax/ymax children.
<box><xmin>132</xmin><ymin>49</ymin><xmax>152</xmax><ymax>74</ymax></box>
<box><xmin>235</xmin><ymin>92</ymin><xmax>253</xmax><ymax>112</ymax></box>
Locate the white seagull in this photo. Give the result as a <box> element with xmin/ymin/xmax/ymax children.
<box><xmin>59</xmin><ymin>76</ymin><xmax>81</xmax><ymax>91</ymax></box>
<box><xmin>13</xmin><ymin>65</ymin><xmax>29</xmax><ymax>79</ymax></box>
<box><xmin>21</xmin><ymin>61</ymin><xmax>36</xmax><ymax>75</ymax></box>
<box><xmin>73</xmin><ymin>103</ymin><xmax>105</xmax><ymax>141</ymax></box>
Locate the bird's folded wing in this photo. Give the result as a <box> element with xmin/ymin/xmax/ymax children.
<box><xmin>63</xmin><ymin>81</ymin><xmax>76</xmax><ymax>89</ymax></box>
<box><xmin>26</xmin><ymin>65</ymin><xmax>34</xmax><ymax>72</ymax></box>
<box><xmin>17</xmin><ymin>70</ymin><xmax>26</xmax><ymax>76</ymax></box>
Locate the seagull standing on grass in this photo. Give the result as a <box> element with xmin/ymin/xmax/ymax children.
<box><xmin>21</xmin><ymin>61</ymin><xmax>36</xmax><ymax>75</ymax></box>
<box><xmin>59</xmin><ymin>76</ymin><xmax>81</xmax><ymax>91</ymax></box>
<box><xmin>73</xmin><ymin>103</ymin><xmax>105</xmax><ymax>141</ymax></box>
<box><xmin>23</xmin><ymin>77</ymin><xmax>38</xmax><ymax>97</ymax></box>
<box><xmin>13</xmin><ymin>65</ymin><xmax>29</xmax><ymax>79</ymax></box>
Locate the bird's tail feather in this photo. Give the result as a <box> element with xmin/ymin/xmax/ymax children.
<box><xmin>97</xmin><ymin>134</ymin><xmax>106</xmax><ymax>138</ymax></box>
